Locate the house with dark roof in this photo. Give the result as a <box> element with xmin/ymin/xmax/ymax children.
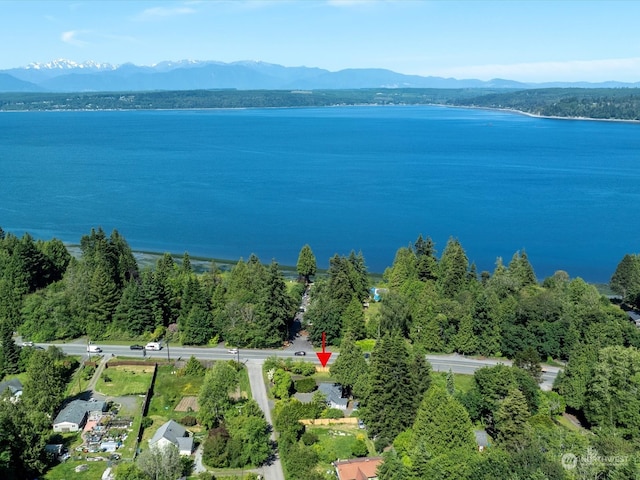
<box><xmin>318</xmin><ymin>383</ymin><xmax>348</xmax><ymax>410</ymax></box>
<box><xmin>627</xmin><ymin>311</ymin><xmax>640</xmax><ymax>327</ymax></box>
<box><xmin>0</xmin><ymin>378</ymin><xmax>23</xmax><ymax>403</ymax></box>
<box><xmin>149</xmin><ymin>420</ymin><xmax>193</xmax><ymax>456</ymax></box>
<box><xmin>334</xmin><ymin>457</ymin><xmax>383</xmax><ymax>480</ymax></box>
<box><xmin>52</xmin><ymin>399</ymin><xmax>107</xmax><ymax>433</ymax></box>
<box><xmin>474</xmin><ymin>429</ymin><xmax>491</xmax><ymax>452</ymax></box>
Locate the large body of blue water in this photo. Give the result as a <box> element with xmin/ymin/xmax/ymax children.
<box><xmin>1</xmin><ymin>106</ymin><xmax>639</xmax><ymax>282</ymax></box>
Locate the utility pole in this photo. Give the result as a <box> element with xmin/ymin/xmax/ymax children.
<box><xmin>166</xmin><ymin>338</ymin><xmax>170</xmax><ymax>361</ymax></box>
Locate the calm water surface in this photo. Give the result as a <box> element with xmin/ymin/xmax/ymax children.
<box><xmin>1</xmin><ymin>106</ymin><xmax>639</xmax><ymax>282</ymax></box>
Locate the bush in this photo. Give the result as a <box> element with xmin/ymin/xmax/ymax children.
<box><xmin>141</xmin><ymin>417</ymin><xmax>153</xmax><ymax>429</ymax></box>
<box><xmin>289</xmin><ymin>361</ymin><xmax>316</xmax><ymax>376</ymax></box>
<box><xmin>180</xmin><ymin>415</ymin><xmax>198</xmax><ymax>426</ymax></box>
<box><xmin>82</xmin><ymin>365</ymin><xmax>96</xmax><ymax>380</ymax></box>
<box><xmin>294</xmin><ymin>377</ymin><xmax>317</xmax><ymax>393</ymax></box>
<box><xmin>301</xmin><ymin>431</ymin><xmax>318</xmax><ymax>446</ymax></box>
<box><xmin>321</xmin><ymin>408</ymin><xmax>344</xmax><ymax>419</ymax></box>
<box><xmin>351</xmin><ymin>439</ymin><xmax>368</xmax><ymax>457</ymax></box>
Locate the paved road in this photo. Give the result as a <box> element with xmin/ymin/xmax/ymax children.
<box><xmin>46</xmin><ymin>341</ymin><xmax>561</xmax><ymax>390</ymax></box>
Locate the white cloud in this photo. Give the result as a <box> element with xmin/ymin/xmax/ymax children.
<box><xmin>61</xmin><ymin>30</ymin><xmax>89</xmax><ymax>47</ymax></box>
<box><xmin>136</xmin><ymin>6</ymin><xmax>196</xmax><ymax>20</ymax></box>
<box><xmin>428</xmin><ymin>57</ymin><xmax>640</xmax><ymax>83</ymax></box>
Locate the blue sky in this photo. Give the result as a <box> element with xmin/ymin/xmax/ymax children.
<box><xmin>2</xmin><ymin>0</ymin><xmax>640</xmax><ymax>82</ymax></box>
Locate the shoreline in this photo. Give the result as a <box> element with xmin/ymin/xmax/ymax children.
<box><xmin>1</xmin><ymin>101</ymin><xmax>639</xmax><ymax>124</ymax></box>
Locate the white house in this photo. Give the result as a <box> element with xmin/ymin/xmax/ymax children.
<box><xmin>149</xmin><ymin>420</ymin><xmax>193</xmax><ymax>456</ymax></box>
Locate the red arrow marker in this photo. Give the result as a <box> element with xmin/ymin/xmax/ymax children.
<box><xmin>316</xmin><ymin>331</ymin><xmax>332</xmax><ymax>367</ymax></box>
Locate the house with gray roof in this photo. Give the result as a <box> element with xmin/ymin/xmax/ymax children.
<box><xmin>53</xmin><ymin>399</ymin><xmax>107</xmax><ymax>433</ymax></box>
<box><xmin>149</xmin><ymin>420</ymin><xmax>193</xmax><ymax>456</ymax></box>
<box><xmin>318</xmin><ymin>383</ymin><xmax>348</xmax><ymax>410</ymax></box>
<box><xmin>0</xmin><ymin>378</ymin><xmax>23</xmax><ymax>403</ymax></box>
<box><xmin>474</xmin><ymin>429</ymin><xmax>491</xmax><ymax>452</ymax></box>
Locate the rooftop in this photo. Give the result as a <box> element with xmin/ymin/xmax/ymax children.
<box><xmin>334</xmin><ymin>457</ymin><xmax>383</xmax><ymax>480</ymax></box>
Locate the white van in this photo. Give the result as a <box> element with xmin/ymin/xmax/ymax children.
<box><xmin>87</xmin><ymin>344</ymin><xmax>102</xmax><ymax>353</ymax></box>
<box><xmin>145</xmin><ymin>342</ymin><xmax>162</xmax><ymax>351</ymax></box>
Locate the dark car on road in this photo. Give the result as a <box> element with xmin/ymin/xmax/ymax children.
<box><xmin>130</xmin><ymin>344</ymin><xmax>144</xmax><ymax>350</ymax></box>
<box><xmin>294</xmin><ymin>351</ymin><xmax>306</xmax><ymax>356</ymax></box>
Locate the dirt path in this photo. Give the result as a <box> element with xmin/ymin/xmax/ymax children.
<box><xmin>86</xmin><ymin>354</ymin><xmax>109</xmax><ymax>393</ymax></box>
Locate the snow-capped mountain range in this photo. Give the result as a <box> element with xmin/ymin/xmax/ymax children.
<box><xmin>0</xmin><ymin>59</ymin><xmax>638</xmax><ymax>93</ymax></box>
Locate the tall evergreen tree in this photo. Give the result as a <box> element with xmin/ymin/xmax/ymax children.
<box><xmin>494</xmin><ymin>388</ymin><xmax>531</xmax><ymax>451</ymax></box>
<box><xmin>330</xmin><ymin>332</ymin><xmax>369</xmax><ymax>397</ymax></box>
<box><xmin>0</xmin><ymin>323</ymin><xmax>20</xmax><ymax>376</ymax></box>
<box><xmin>258</xmin><ymin>261</ymin><xmax>294</xmax><ymax>347</ymax></box>
<box><xmin>296</xmin><ymin>244</ymin><xmax>317</xmax><ymax>285</ymax></box>
<box><xmin>181</xmin><ymin>251</ymin><xmax>192</xmax><ymax>274</ymax></box>
<box><xmin>437</xmin><ymin>237</ymin><xmax>469</xmax><ymax>298</ymax></box>
<box><xmin>415</xmin><ymin>234</ymin><xmax>438</xmax><ymax>282</ymax></box>
<box><xmin>610</xmin><ymin>253</ymin><xmax>640</xmax><ymax>302</ymax></box>
<box><xmin>362</xmin><ymin>332</ymin><xmax>416</xmax><ymax>447</ymax></box>
<box><xmin>341</xmin><ymin>296</ymin><xmax>366</xmax><ymax>340</ymax></box>
<box><xmin>87</xmin><ymin>262</ymin><xmax>119</xmax><ymax>338</ymax></box>
<box><xmin>181</xmin><ymin>305</ymin><xmax>214</xmax><ymax>345</ymax></box>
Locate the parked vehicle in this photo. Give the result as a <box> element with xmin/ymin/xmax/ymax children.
<box><xmin>145</xmin><ymin>342</ymin><xmax>162</xmax><ymax>351</ymax></box>
<box><xmin>21</xmin><ymin>341</ymin><xmax>34</xmax><ymax>347</ymax></box>
<box><xmin>130</xmin><ymin>344</ymin><xmax>144</xmax><ymax>350</ymax></box>
<box><xmin>228</xmin><ymin>348</ymin><xmax>238</xmax><ymax>354</ymax></box>
<box><xmin>294</xmin><ymin>351</ymin><xmax>306</xmax><ymax>356</ymax></box>
<box><xmin>87</xmin><ymin>344</ymin><xmax>102</xmax><ymax>353</ymax></box>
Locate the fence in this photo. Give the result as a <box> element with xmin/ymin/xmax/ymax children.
<box><xmin>300</xmin><ymin>417</ymin><xmax>358</xmax><ymax>426</ymax></box>
<box><xmin>132</xmin><ymin>363</ymin><xmax>159</xmax><ymax>459</ymax></box>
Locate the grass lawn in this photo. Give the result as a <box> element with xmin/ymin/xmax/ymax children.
<box><xmin>44</xmin><ymin>460</ymin><xmax>108</xmax><ymax>480</ymax></box>
<box><xmin>307</xmin><ymin>424</ymin><xmax>374</xmax><ymax>471</ymax></box>
<box><xmin>147</xmin><ymin>364</ymin><xmax>205</xmax><ymax>419</ymax></box>
<box><xmin>96</xmin><ymin>365</ymin><xmax>154</xmax><ymax>396</ymax></box>
<box><xmin>432</xmin><ymin>371</ymin><xmax>475</xmax><ymax>394</ymax></box>
<box><xmin>238</xmin><ymin>366</ymin><xmax>252</xmax><ymax>400</ymax></box>
<box><xmin>555</xmin><ymin>414</ymin><xmax>583</xmax><ymax>432</ymax></box>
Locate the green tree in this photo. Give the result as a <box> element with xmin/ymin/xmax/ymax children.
<box><xmin>341</xmin><ymin>295</ymin><xmax>366</xmax><ymax>340</ymax></box>
<box><xmin>330</xmin><ymin>332</ymin><xmax>369</xmax><ymax>397</ymax></box>
<box><xmin>377</xmin><ymin>449</ymin><xmax>408</xmax><ymax>480</ymax></box>
<box><xmin>272</xmin><ymin>368</ymin><xmax>293</xmax><ymax>399</ymax></box>
<box><xmin>181</xmin><ymin>355</ymin><xmax>206</xmax><ymax>376</ymax></box>
<box><xmin>0</xmin><ymin>323</ymin><xmax>20</xmax><ymax>376</ymax></box>
<box><xmin>437</xmin><ymin>237</ymin><xmax>469</xmax><ymax>298</ymax></box>
<box><xmin>415</xmin><ymin>234</ymin><xmax>438</xmax><ymax>282</ymax></box>
<box><xmin>296</xmin><ymin>244</ymin><xmax>317</xmax><ymax>284</ymax></box>
<box><xmin>21</xmin><ymin>349</ymin><xmax>68</xmax><ymax>417</ymax></box>
<box><xmin>453</xmin><ymin>314</ymin><xmax>478</xmax><ymax>355</ymax></box>
<box><xmin>137</xmin><ymin>443</ymin><xmax>182</xmax><ymax>480</ymax></box>
<box><xmin>494</xmin><ymin>388</ymin><xmax>531</xmax><ymax>451</ymax></box>
<box><xmin>181</xmin><ymin>305</ymin><xmax>214</xmax><ymax>345</ymax></box>
<box><xmin>610</xmin><ymin>253</ymin><xmax>640</xmax><ymax>303</ymax></box>
<box><xmin>513</xmin><ymin>346</ymin><xmax>543</xmax><ymax>383</ymax></box>
<box><xmin>584</xmin><ymin>345</ymin><xmax>640</xmax><ymax>438</ymax></box>
<box><xmin>408</xmin><ymin>385</ymin><xmax>476</xmax><ymax>480</ymax></box>
<box><xmin>362</xmin><ymin>332</ymin><xmax>416</xmax><ymax>447</ymax></box>
<box><xmin>257</xmin><ymin>260</ymin><xmax>295</xmax><ymax>347</ymax></box>
<box><xmin>198</xmin><ymin>361</ymin><xmax>238</xmax><ymax>428</ymax></box>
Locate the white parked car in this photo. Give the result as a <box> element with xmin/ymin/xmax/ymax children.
<box><xmin>87</xmin><ymin>344</ymin><xmax>102</xmax><ymax>353</ymax></box>
<box><xmin>145</xmin><ymin>342</ymin><xmax>162</xmax><ymax>351</ymax></box>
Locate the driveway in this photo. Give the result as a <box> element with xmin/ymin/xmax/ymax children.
<box><xmin>247</xmin><ymin>360</ymin><xmax>285</xmax><ymax>480</ymax></box>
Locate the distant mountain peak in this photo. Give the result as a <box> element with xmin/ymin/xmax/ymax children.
<box><xmin>24</xmin><ymin>59</ymin><xmax>116</xmax><ymax>71</ymax></box>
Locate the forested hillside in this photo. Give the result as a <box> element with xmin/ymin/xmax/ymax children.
<box><xmin>1</xmin><ymin>226</ymin><xmax>640</xmax><ymax>478</ymax></box>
